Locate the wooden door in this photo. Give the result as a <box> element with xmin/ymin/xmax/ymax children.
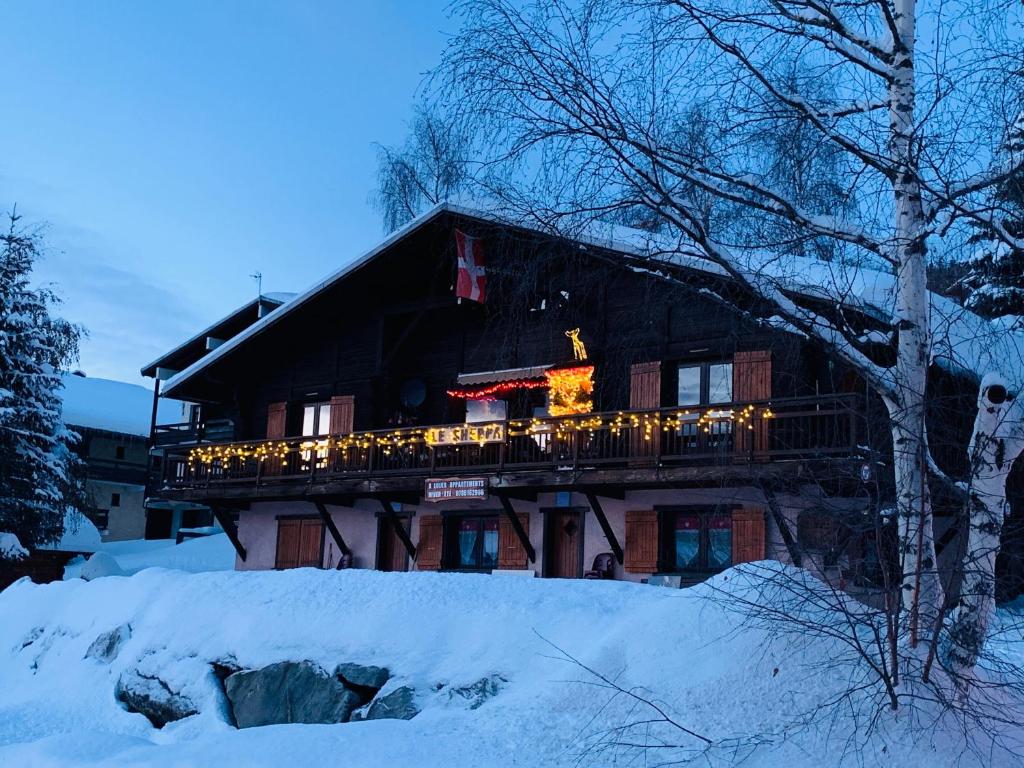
<box><xmin>276</xmin><ymin>518</ymin><xmax>324</xmax><ymax>569</ymax></box>
<box><xmin>545</xmin><ymin>510</ymin><xmax>583</xmax><ymax>578</ymax></box>
<box><xmin>378</xmin><ymin>517</ymin><xmax>410</xmax><ymax>572</ymax></box>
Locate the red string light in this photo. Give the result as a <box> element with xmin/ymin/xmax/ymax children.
<box><xmin>446</xmin><ymin>378</ymin><xmax>549</xmax><ymax>399</ymax></box>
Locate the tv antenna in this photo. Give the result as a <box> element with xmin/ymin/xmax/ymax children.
<box><xmin>250</xmin><ymin>271</ymin><xmax>263</xmax><ymax>298</ymax></box>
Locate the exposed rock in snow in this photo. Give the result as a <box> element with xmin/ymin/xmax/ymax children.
<box><xmin>360</xmin><ymin>683</ymin><xmax>419</xmax><ymax>721</ymax></box>
<box><xmin>84</xmin><ymin>624</ymin><xmax>131</xmax><ymax>664</ymax></box>
<box><xmin>447</xmin><ymin>674</ymin><xmax>507</xmax><ymax>710</ymax></box>
<box><xmin>80</xmin><ymin>552</ymin><xmax>125</xmax><ymax>581</ymax></box>
<box><xmin>0</xmin><ymin>532</ymin><xmax>28</xmax><ymax>560</ymax></box>
<box><xmin>335</xmin><ymin>662</ymin><xmax>390</xmax><ymax>691</ymax></box>
<box><xmin>116</xmin><ymin>670</ymin><xmax>198</xmax><ymax>728</ymax></box>
<box><xmin>224</xmin><ymin>661</ymin><xmax>361</xmax><ymax>728</ymax></box>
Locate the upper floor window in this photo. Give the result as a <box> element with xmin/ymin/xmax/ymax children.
<box><xmin>110</xmin><ymin>492</ymin><xmax>121</xmax><ymax>508</ymax></box>
<box><xmin>466</xmin><ymin>398</ymin><xmax>507</xmax><ymax>423</ymax></box>
<box><xmin>677</xmin><ymin>361</ymin><xmax>733</xmax><ymax>406</ymax></box>
<box><xmin>301</xmin><ymin>402</ymin><xmax>332</xmax><ymax>437</ymax></box>
<box><xmin>115</xmin><ymin>445</ymin><xmax>126</xmax><ymax>461</ymax></box>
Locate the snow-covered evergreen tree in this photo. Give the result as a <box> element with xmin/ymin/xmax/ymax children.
<box><xmin>0</xmin><ymin>212</ymin><xmax>83</xmax><ymax>549</ymax></box>
<box><xmin>959</xmin><ymin>112</ymin><xmax>1024</xmax><ymax>325</ymax></box>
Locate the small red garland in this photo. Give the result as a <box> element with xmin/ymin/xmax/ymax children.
<box><xmin>446</xmin><ymin>378</ymin><xmax>549</xmax><ymax>399</ymax></box>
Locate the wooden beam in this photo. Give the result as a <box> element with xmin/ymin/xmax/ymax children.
<box><xmin>590</xmin><ymin>487</ymin><xmax>626</xmax><ymax>501</ymax></box>
<box><xmin>585</xmin><ymin>492</ymin><xmax>624</xmax><ymax>565</ymax></box>
<box><xmin>379</xmin><ymin>499</ymin><xmax>417</xmax><ymax>560</ymax></box>
<box><xmin>314</xmin><ymin>501</ymin><xmax>352</xmax><ymax>560</ymax></box>
<box><xmin>761</xmin><ymin>483</ymin><xmax>802</xmax><ymax>568</ymax></box>
<box><xmin>212</xmin><ymin>508</ymin><xmax>247</xmax><ymax>562</ymax></box>
<box><xmin>497</xmin><ymin>488</ymin><xmax>538</xmax><ymax>503</ymax></box>
<box><xmin>495</xmin><ymin>493</ymin><xmax>536</xmax><ymax>563</ymax></box>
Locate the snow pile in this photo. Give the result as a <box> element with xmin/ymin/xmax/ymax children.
<box><xmin>40</xmin><ymin>510</ymin><xmax>102</xmax><ymax>553</ymax></box>
<box><xmin>0</xmin><ymin>532</ymin><xmax>27</xmax><ymax>560</ymax></box>
<box><xmin>79</xmin><ymin>552</ymin><xmax>125</xmax><ymax>581</ymax></box>
<box><xmin>62</xmin><ymin>534</ymin><xmax>236</xmax><ymax>579</ymax></box>
<box><xmin>0</xmin><ymin>566</ymin><xmax>1019</xmax><ymax>767</ymax></box>
<box><xmin>60</xmin><ymin>374</ymin><xmax>184</xmax><ymax>437</ymax></box>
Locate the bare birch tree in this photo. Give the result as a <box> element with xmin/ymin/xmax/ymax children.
<box><xmin>439</xmin><ymin>0</ymin><xmax>1024</xmax><ymax>680</ymax></box>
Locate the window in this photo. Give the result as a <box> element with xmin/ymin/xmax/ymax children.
<box><xmin>115</xmin><ymin>445</ymin><xmax>126</xmax><ymax>460</ymax></box>
<box><xmin>447</xmin><ymin>516</ymin><xmax>499</xmax><ymax>570</ymax></box>
<box><xmin>110</xmin><ymin>492</ymin><xmax>121</xmax><ymax>507</ymax></box>
<box><xmin>92</xmin><ymin>509</ymin><xmax>109</xmax><ymax>532</ymax></box>
<box><xmin>677</xmin><ymin>361</ymin><xmax>733</xmax><ymax>405</ymax></box>
<box><xmin>664</xmin><ymin>509</ymin><xmax>733</xmax><ymax>572</ymax></box>
<box><xmin>466</xmin><ymin>398</ymin><xmax>507</xmax><ymax>423</ymax></box>
<box><xmin>301</xmin><ymin>402</ymin><xmax>332</xmax><ymax>437</ymax></box>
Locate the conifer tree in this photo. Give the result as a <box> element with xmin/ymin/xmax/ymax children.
<box><xmin>959</xmin><ymin>112</ymin><xmax>1024</xmax><ymax>325</ymax></box>
<box><xmin>0</xmin><ymin>212</ymin><xmax>84</xmax><ymax>548</ymax></box>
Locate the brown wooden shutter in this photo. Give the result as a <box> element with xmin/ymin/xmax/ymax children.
<box><xmin>266</xmin><ymin>401</ymin><xmax>288</xmax><ymax>439</ymax></box>
<box><xmin>298</xmin><ymin>518</ymin><xmax>324</xmax><ymax>567</ymax></box>
<box><xmin>733</xmin><ymin>351</ymin><xmax>771</xmax><ymax>456</ymax></box>
<box><xmin>329</xmin><ymin>395</ymin><xmax>355</xmax><ymax>435</ymax></box>
<box><xmin>275</xmin><ymin>518</ymin><xmax>300</xmax><ymax>569</ymax></box>
<box><xmin>732</xmin><ymin>507</ymin><xmax>766</xmax><ymax>564</ymax></box>
<box><xmin>416</xmin><ymin>515</ymin><xmax>443</xmax><ymax>571</ymax></box>
<box><xmin>732</xmin><ymin>351</ymin><xmax>771</xmax><ymax>401</ymax></box>
<box><xmin>629</xmin><ymin>362</ymin><xmax>662</xmax><ymax>409</ymax></box>
<box><xmin>498</xmin><ymin>513</ymin><xmax>530</xmax><ymax>569</ymax></box>
<box><xmin>624</xmin><ymin>510</ymin><xmax>660</xmax><ymax>573</ymax></box>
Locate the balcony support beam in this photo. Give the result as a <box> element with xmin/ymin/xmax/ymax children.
<box><xmin>314</xmin><ymin>501</ymin><xmax>352</xmax><ymax>562</ymax></box>
<box><xmin>380</xmin><ymin>498</ymin><xmax>417</xmax><ymax>560</ymax></box>
<box><xmin>495</xmin><ymin>493</ymin><xmax>536</xmax><ymax>564</ymax></box>
<box><xmin>585</xmin><ymin>492</ymin><xmax>623</xmax><ymax>565</ymax></box>
<box><xmin>212</xmin><ymin>508</ymin><xmax>247</xmax><ymax>562</ymax></box>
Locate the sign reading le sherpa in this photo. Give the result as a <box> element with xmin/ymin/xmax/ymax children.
<box><xmin>424</xmin><ymin>477</ymin><xmax>489</xmax><ymax>502</ymax></box>
<box><xmin>426</xmin><ymin>423</ymin><xmax>505</xmax><ymax>446</ymax></box>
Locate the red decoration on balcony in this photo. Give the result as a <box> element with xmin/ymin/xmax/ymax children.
<box><xmin>446</xmin><ymin>377</ymin><xmax>549</xmax><ymax>399</ymax></box>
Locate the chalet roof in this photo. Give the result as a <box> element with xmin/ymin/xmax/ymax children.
<box><xmin>140</xmin><ymin>293</ymin><xmax>295</xmax><ymax>379</ymax></box>
<box><xmin>156</xmin><ymin>201</ymin><xmax>1024</xmax><ymax>399</ymax></box>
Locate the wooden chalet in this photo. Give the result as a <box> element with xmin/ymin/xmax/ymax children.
<box><xmin>143</xmin><ymin>203</ymin><xmax>939</xmax><ymax>589</ymax></box>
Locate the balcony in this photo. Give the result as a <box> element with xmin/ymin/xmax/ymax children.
<box><xmin>157</xmin><ymin>395</ymin><xmax>862</xmax><ymax>497</ymax></box>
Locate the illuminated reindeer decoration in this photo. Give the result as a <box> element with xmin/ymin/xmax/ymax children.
<box><xmin>565</xmin><ymin>327</ymin><xmax>588</xmax><ymax>361</ymax></box>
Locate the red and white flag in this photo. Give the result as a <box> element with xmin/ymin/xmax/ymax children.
<box><xmin>455</xmin><ymin>229</ymin><xmax>486</xmax><ymax>304</ymax></box>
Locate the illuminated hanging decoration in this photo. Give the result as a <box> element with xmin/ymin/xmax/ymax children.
<box><xmin>565</xmin><ymin>327</ymin><xmax>588</xmax><ymax>361</ymax></box>
<box><xmin>446</xmin><ymin>377</ymin><xmax>548</xmax><ymax>399</ymax></box>
<box><xmin>545</xmin><ymin>364</ymin><xmax>594</xmax><ymax>416</ymax></box>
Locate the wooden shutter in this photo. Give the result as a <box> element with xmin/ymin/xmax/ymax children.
<box><xmin>275</xmin><ymin>518</ymin><xmax>300</xmax><ymax>569</ymax></box>
<box><xmin>624</xmin><ymin>510</ymin><xmax>660</xmax><ymax>573</ymax></box>
<box><xmin>498</xmin><ymin>513</ymin><xmax>530</xmax><ymax>569</ymax></box>
<box><xmin>629</xmin><ymin>362</ymin><xmax>662</xmax><ymax>409</ymax></box>
<box><xmin>266</xmin><ymin>401</ymin><xmax>288</xmax><ymax>439</ymax></box>
<box><xmin>732</xmin><ymin>351</ymin><xmax>771</xmax><ymax>400</ymax></box>
<box><xmin>733</xmin><ymin>351</ymin><xmax>771</xmax><ymax>456</ymax></box>
<box><xmin>298</xmin><ymin>519</ymin><xmax>324</xmax><ymax>567</ymax></box>
<box><xmin>416</xmin><ymin>515</ymin><xmax>443</xmax><ymax>571</ymax></box>
<box><xmin>732</xmin><ymin>507</ymin><xmax>766</xmax><ymax>564</ymax></box>
<box><xmin>329</xmin><ymin>395</ymin><xmax>355</xmax><ymax>435</ymax></box>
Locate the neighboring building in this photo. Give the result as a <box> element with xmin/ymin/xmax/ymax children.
<box><xmin>61</xmin><ymin>373</ymin><xmax>182</xmax><ymax>541</ymax></box>
<box><xmin>143</xmin><ymin>204</ymin><xmax>1011</xmax><ymax>593</ymax></box>
<box><xmin>140</xmin><ymin>293</ymin><xmax>295</xmax><ymax>539</ymax></box>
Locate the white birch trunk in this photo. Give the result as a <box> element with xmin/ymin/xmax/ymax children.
<box><xmin>887</xmin><ymin>0</ymin><xmax>944</xmax><ymax>633</ymax></box>
<box><xmin>946</xmin><ymin>377</ymin><xmax>1024</xmax><ymax>676</ymax></box>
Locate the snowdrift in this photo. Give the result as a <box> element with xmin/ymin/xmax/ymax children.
<box><xmin>0</xmin><ymin>565</ymin><xmax>1018</xmax><ymax>767</ymax></box>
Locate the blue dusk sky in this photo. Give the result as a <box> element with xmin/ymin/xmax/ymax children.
<box><xmin>0</xmin><ymin>1</ymin><xmax>451</xmax><ymax>385</ymax></box>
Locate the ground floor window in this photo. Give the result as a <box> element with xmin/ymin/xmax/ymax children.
<box><xmin>446</xmin><ymin>515</ymin><xmax>499</xmax><ymax>570</ymax></box>
<box><xmin>664</xmin><ymin>508</ymin><xmax>733</xmax><ymax>572</ymax></box>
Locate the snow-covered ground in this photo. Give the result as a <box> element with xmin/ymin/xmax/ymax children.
<box><xmin>1</xmin><ymin>565</ymin><xmax>1020</xmax><ymax>767</ymax></box>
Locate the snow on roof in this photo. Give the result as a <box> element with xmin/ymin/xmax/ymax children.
<box><xmin>61</xmin><ymin>374</ymin><xmax>184</xmax><ymax>437</ymax></box>
<box><xmin>161</xmin><ymin>201</ymin><xmax>1024</xmax><ymax>397</ymax></box>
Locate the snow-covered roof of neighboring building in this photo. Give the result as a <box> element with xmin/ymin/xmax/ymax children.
<box><xmin>159</xmin><ymin>201</ymin><xmax>1024</xmax><ymax>398</ymax></box>
<box><xmin>61</xmin><ymin>374</ymin><xmax>184</xmax><ymax>438</ymax></box>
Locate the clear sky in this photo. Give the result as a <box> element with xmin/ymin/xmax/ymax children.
<box><xmin>0</xmin><ymin>0</ymin><xmax>451</xmax><ymax>386</ymax></box>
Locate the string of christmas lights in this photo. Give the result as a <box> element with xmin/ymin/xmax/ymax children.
<box><xmin>186</xmin><ymin>404</ymin><xmax>775</xmax><ymax>466</ymax></box>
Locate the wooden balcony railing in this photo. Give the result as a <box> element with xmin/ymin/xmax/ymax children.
<box><xmin>158</xmin><ymin>395</ymin><xmax>861</xmax><ymax>491</ymax></box>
